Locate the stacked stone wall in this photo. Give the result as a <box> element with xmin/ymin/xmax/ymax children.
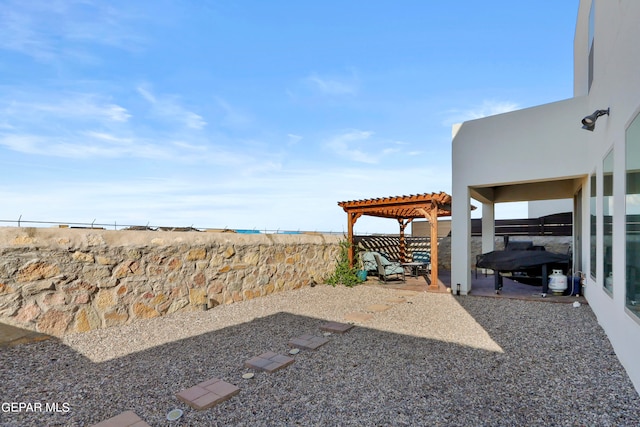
<box><xmin>0</xmin><ymin>228</ymin><xmax>340</xmax><ymax>336</ymax></box>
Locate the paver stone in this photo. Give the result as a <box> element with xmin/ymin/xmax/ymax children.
<box><xmin>319</xmin><ymin>321</ymin><xmax>354</xmax><ymax>333</ymax></box>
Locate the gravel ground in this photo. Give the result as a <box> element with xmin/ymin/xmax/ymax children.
<box><xmin>2</xmin><ymin>284</ymin><xmax>640</xmax><ymax>427</ymax></box>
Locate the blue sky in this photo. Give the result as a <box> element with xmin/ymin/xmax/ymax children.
<box><xmin>0</xmin><ymin>0</ymin><xmax>578</xmax><ymax>233</ymax></box>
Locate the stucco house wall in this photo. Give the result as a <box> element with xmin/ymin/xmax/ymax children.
<box><xmin>451</xmin><ymin>0</ymin><xmax>640</xmax><ymax>393</ymax></box>
<box><xmin>528</xmin><ymin>199</ymin><xmax>573</xmax><ymax>218</ymax></box>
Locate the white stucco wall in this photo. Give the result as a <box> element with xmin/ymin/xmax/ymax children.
<box><xmin>527</xmin><ymin>199</ymin><xmax>573</xmax><ymax>218</ymax></box>
<box><xmin>452</xmin><ymin>96</ymin><xmax>589</xmax><ymax>190</ymax></box>
<box><xmin>451</xmin><ymin>96</ymin><xmax>589</xmax><ymax>297</ymax></box>
<box><xmin>451</xmin><ymin>0</ymin><xmax>640</xmax><ymax>393</ymax></box>
<box><xmin>576</xmin><ymin>0</ymin><xmax>640</xmax><ymax>395</ymax></box>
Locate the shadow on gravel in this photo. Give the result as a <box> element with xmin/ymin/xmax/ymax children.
<box><xmin>2</xmin><ymin>304</ymin><xmax>640</xmax><ymax>427</ymax></box>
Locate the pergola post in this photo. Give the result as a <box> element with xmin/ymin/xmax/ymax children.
<box><xmin>416</xmin><ymin>204</ymin><xmax>441</xmax><ymax>291</ymax></box>
<box><xmin>428</xmin><ymin>204</ymin><xmax>439</xmax><ymax>291</ymax></box>
<box><xmin>397</xmin><ymin>218</ymin><xmax>413</xmax><ymax>263</ymax></box>
<box><xmin>347</xmin><ymin>212</ymin><xmax>361</xmax><ymax>267</ymax></box>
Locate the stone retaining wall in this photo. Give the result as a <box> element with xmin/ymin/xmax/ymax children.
<box><xmin>0</xmin><ymin>228</ymin><xmax>340</xmax><ymax>337</ymax></box>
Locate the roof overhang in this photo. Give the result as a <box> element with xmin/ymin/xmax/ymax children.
<box><xmin>471</xmin><ymin>176</ymin><xmax>586</xmax><ymax>204</ymax></box>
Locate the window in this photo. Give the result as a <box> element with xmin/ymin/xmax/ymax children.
<box><xmin>603</xmin><ymin>150</ymin><xmax>613</xmax><ymax>294</ymax></box>
<box><xmin>626</xmin><ymin>113</ymin><xmax>640</xmax><ymax>317</ymax></box>
<box><xmin>590</xmin><ymin>172</ymin><xmax>597</xmax><ymax>279</ymax></box>
<box><xmin>588</xmin><ymin>1</ymin><xmax>595</xmax><ymax>90</ymax></box>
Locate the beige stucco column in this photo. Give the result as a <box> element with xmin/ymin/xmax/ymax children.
<box><xmin>480</xmin><ymin>202</ymin><xmax>496</xmax><ymax>275</ymax></box>
<box><xmin>451</xmin><ymin>186</ymin><xmax>472</xmax><ymax>295</ymax></box>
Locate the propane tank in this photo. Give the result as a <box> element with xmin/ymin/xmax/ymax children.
<box><xmin>548</xmin><ymin>269</ymin><xmax>568</xmax><ymax>295</ymax></box>
<box><xmin>605</xmin><ymin>272</ymin><xmax>614</xmax><ymax>289</ymax></box>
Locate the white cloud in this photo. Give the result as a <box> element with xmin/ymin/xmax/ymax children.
<box><xmin>382</xmin><ymin>147</ymin><xmax>400</xmax><ymax>155</ymax></box>
<box><xmin>105</xmin><ymin>104</ymin><xmax>132</xmax><ymax>122</ymax></box>
<box><xmin>83</xmin><ymin>131</ymin><xmax>133</xmax><ymax>144</ymax></box>
<box><xmin>0</xmin><ymin>0</ymin><xmax>146</xmax><ymax>61</ymax></box>
<box><xmin>183</xmin><ymin>112</ymin><xmax>207</xmax><ymax>130</ymax></box>
<box><xmin>172</xmin><ymin>141</ymin><xmax>207</xmax><ymax>151</ymax></box>
<box><xmin>0</xmin><ymin>88</ymin><xmax>285</xmax><ymax>170</ymax></box>
<box><xmin>0</xmin><ymin>5</ymin><xmax>55</xmax><ymax>61</ymax></box>
<box><xmin>0</xmin><ymin>129</ymin><xmax>283</xmax><ymax>166</ymax></box>
<box><xmin>443</xmin><ymin>100</ymin><xmax>520</xmax><ymax>126</ymax></box>
<box><xmin>0</xmin><ymin>134</ymin><xmax>41</xmax><ymax>154</ymax></box>
<box><xmin>627</xmin><ymin>195</ymin><xmax>640</xmax><ymax>215</ymax></box>
<box><xmin>0</xmin><ymin>163</ymin><xmax>452</xmax><ymax>233</ymax></box>
<box><xmin>287</xmin><ymin>133</ymin><xmax>302</xmax><ymax>146</ymax></box>
<box><xmin>136</xmin><ymin>86</ymin><xmax>156</xmax><ymax>103</ymax></box>
<box><xmin>324</xmin><ymin>130</ymin><xmax>378</xmax><ymax>164</ymax></box>
<box><xmin>215</xmin><ymin>97</ymin><xmax>251</xmax><ymax>128</ymax></box>
<box><xmin>137</xmin><ymin>86</ymin><xmax>207</xmax><ymax>130</ymax></box>
<box><xmin>6</xmin><ymin>95</ymin><xmax>131</xmax><ymax>123</ymax></box>
<box><xmin>306</xmin><ymin>74</ymin><xmax>357</xmax><ymax>95</ymax></box>
<box><xmin>0</xmin><ymin>133</ymin><xmax>168</xmax><ymax>159</ymax></box>
<box><xmin>323</xmin><ymin>130</ymin><xmax>414</xmax><ymax>164</ymax></box>
<box><xmin>468</xmin><ymin>100</ymin><xmax>520</xmax><ymax>119</ymax></box>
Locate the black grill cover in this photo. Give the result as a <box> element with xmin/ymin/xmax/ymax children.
<box><xmin>476</xmin><ymin>250</ymin><xmax>570</xmax><ymax>271</ymax></box>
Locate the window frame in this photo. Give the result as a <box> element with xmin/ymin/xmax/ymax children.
<box><xmin>603</xmin><ymin>149</ymin><xmax>614</xmax><ymax>295</ymax></box>
<box><xmin>590</xmin><ymin>171</ymin><xmax>598</xmax><ymax>280</ymax></box>
<box><xmin>625</xmin><ymin>112</ymin><xmax>640</xmax><ymax>318</ymax></box>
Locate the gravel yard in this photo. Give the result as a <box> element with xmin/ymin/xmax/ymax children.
<box><xmin>2</xmin><ymin>284</ymin><xmax>639</xmax><ymax>426</ymax></box>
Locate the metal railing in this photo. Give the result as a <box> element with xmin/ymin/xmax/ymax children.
<box><xmin>0</xmin><ymin>216</ymin><xmax>346</xmax><ymax>235</ymax></box>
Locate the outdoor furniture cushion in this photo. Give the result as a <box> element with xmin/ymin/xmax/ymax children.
<box><xmin>362</xmin><ymin>251</ymin><xmax>401</xmax><ymax>270</ymax></box>
<box><xmin>412</xmin><ymin>251</ymin><xmax>431</xmax><ymax>274</ymax></box>
<box><xmin>361</xmin><ymin>251</ymin><xmax>396</xmax><ymax>272</ymax></box>
<box><xmin>412</xmin><ymin>251</ymin><xmax>431</xmax><ymax>263</ymax></box>
<box><xmin>373</xmin><ymin>253</ymin><xmax>405</xmax><ymax>282</ymax></box>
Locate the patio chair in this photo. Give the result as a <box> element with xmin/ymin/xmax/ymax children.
<box><xmin>412</xmin><ymin>251</ymin><xmax>431</xmax><ymax>275</ymax></box>
<box><xmin>373</xmin><ymin>253</ymin><xmax>405</xmax><ymax>283</ymax></box>
<box><xmin>361</xmin><ymin>251</ymin><xmax>379</xmax><ymax>273</ymax></box>
<box><xmin>361</xmin><ymin>251</ymin><xmax>396</xmax><ymax>272</ymax></box>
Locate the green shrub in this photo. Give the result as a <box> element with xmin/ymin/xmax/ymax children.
<box><xmin>326</xmin><ymin>239</ymin><xmax>363</xmax><ymax>287</ymax></box>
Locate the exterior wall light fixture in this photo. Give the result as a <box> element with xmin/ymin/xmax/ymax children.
<box><xmin>581</xmin><ymin>108</ymin><xmax>610</xmax><ymax>131</ymax></box>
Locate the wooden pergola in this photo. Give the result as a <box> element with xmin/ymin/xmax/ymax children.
<box><xmin>338</xmin><ymin>192</ymin><xmax>453</xmax><ymax>291</ymax></box>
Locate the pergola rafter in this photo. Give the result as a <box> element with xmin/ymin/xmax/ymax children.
<box><xmin>338</xmin><ymin>191</ymin><xmax>455</xmax><ymax>291</ymax></box>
